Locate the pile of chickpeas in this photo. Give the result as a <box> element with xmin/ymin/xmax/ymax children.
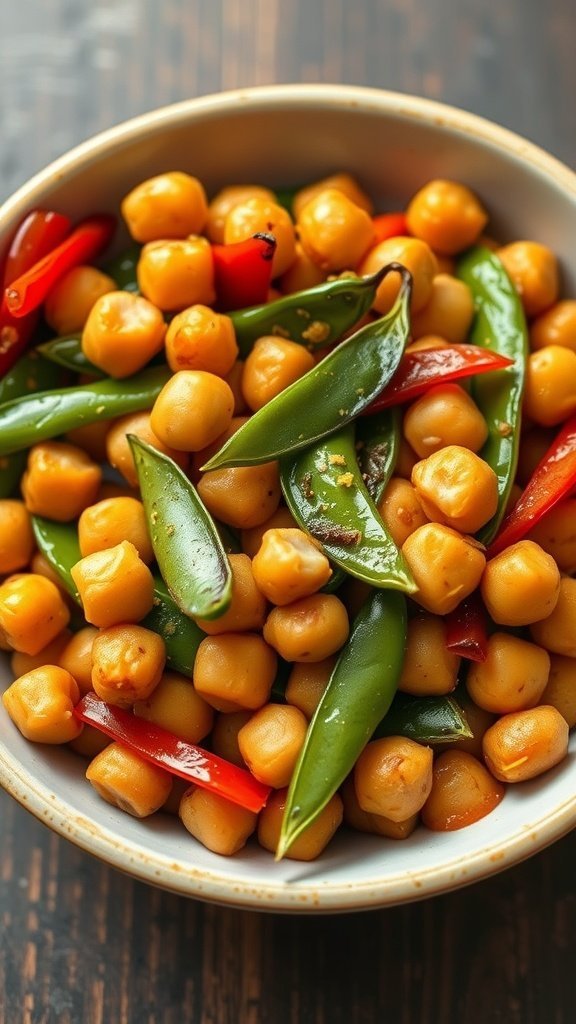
<box><xmin>1</xmin><ymin>170</ymin><xmax>576</xmax><ymax>861</ymax></box>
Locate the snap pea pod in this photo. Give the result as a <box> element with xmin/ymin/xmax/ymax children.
<box><xmin>37</xmin><ymin>335</ymin><xmax>105</xmax><ymax>377</ymax></box>
<box><xmin>205</xmin><ymin>268</ymin><xmax>411</xmax><ymax>470</ymax></box>
<box><xmin>31</xmin><ymin>516</ymin><xmax>205</xmax><ymax>675</ymax></box>
<box><xmin>104</xmin><ymin>244</ymin><xmax>141</xmax><ymax>292</ymax></box>
<box><xmin>280</xmin><ymin>424</ymin><xmax>415</xmax><ymax>592</ymax></box>
<box><xmin>0</xmin><ymin>365</ymin><xmax>170</xmax><ymax>456</ymax></box>
<box><xmin>277</xmin><ymin>589</ymin><xmax>407</xmax><ymax>859</ymax></box>
<box><xmin>355</xmin><ymin>407</ymin><xmax>400</xmax><ymax>504</ymax></box>
<box><xmin>456</xmin><ymin>246</ymin><xmax>528</xmax><ymax>544</ymax></box>
<box><xmin>373</xmin><ymin>693</ymin><xmax>472</xmax><ymax>744</ymax></box>
<box><xmin>130</xmin><ymin>437</ymin><xmax>233</xmax><ymax>621</ymax></box>
<box><xmin>229</xmin><ymin>265</ymin><xmax>390</xmax><ymax>357</ymax></box>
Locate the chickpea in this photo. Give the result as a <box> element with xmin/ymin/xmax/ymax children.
<box><xmin>422</xmin><ymin>751</ymin><xmax>504</xmax><ymax>831</ymax></box>
<box><xmin>531</xmin><ymin>300</ymin><xmax>576</xmax><ymax>352</ymax></box>
<box><xmin>539</xmin><ymin>654</ymin><xmax>576</xmax><ymax>728</ymax></box>
<box><xmin>528</xmin><ymin>499</ymin><xmax>576</xmax><ymax>574</ymax></box>
<box><xmin>498</xmin><ymin>241</ymin><xmax>559</xmax><ymax>317</ymax></box>
<box><xmin>241</xmin><ymin>505</ymin><xmax>299</xmax><ymax>558</ymax></box>
<box><xmin>66</xmin><ymin>419</ymin><xmax>111</xmax><ymax>463</ymax></box>
<box><xmin>531</xmin><ymin>577</ymin><xmax>576</xmax><ymax>657</ymax></box>
<box><xmin>0</xmin><ymin>574</ymin><xmax>70</xmax><ymax>655</ymax></box>
<box><xmin>87</xmin><ymin>742</ymin><xmax>172</xmax><ymax>817</ymax></box>
<box><xmin>466</xmin><ymin>633</ymin><xmax>550</xmax><ymax>714</ymax></box>
<box><xmin>165</xmin><ymin>304</ymin><xmax>238</xmax><ymax>378</ymax></box>
<box><xmin>11</xmin><ymin>628</ymin><xmax>71</xmax><ymax>678</ymax></box>
<box><xmin>22</xmin><ymin>441</ymin><xmax>101</xmax><ymax>522</ymax></box>
<box><xmin>223</xmin><ymin>359</ymin><xmax>248</xmax><ymax>415</ymax></box>
<box><xmin>406</xmin><ymin>179</ymin><xmax>488</xmax><ymax>255</ymax></box>
<box><xmin>297</xmin><ymin>189</ymin><xmax>375</xmax><ymax>274</ymax></box>
<box><xmin>179</xmin><ymin>787</ymin><xmax>257</xmax><ymax>856</ymax></box>
<box><xmin>95</xmin><ymin>481</ymin><xmax>138</xmax><ymax>502</ymax></box>
<box><xmin>402</xmin><ymin>523</ymin><xmax>486</xmax><ymax>615</ymax></box>
<box><xmin>134</xmin><ymin>671</ymin><xmax>213</xmax><ymax>744</ymax></box>
<box><xmin>106</xmin><ymin>411</ymin><xmax>189</xmax><ymax>488</ymax></box>
<box><xmin>82</xmin><ymin>291</ymin><xmax>166</xmax><ymax>379</ymax></box>
<box><xmin>69</xmin><ymin>725</ymin><xmax>110</xmax><ymax>760</ymax></box>
<box><xmin>241</xmin><ymin>336</ymin><xmax>315</xmax><ymax>412</ymax></box>
<box><xmin>206</xmin><ymin>184</ymin><xmax>276</xmax><ymax>244</ymax></box>
<box><xmin>483</xmin><ymin>705</ymin><xmax>569</xmax><ymax>782</ymax></box>
<box><xmin>29</xmin><ymin>551</ymin><xmax>67</xmax><ymax>592</ymax></box>
<box><xmin>189</xmin><ymin>414</ymin><xmax>248</xmax><ymax>481</ymax></box>
<box><xmin>71</xmin><ymin>541</ymin><xmax>155</xmax><ymax>628</ymax></box>
<box><xmin>0</xmin><ymin>500</ymin><xmax>34</xmax><ymax>574</ymax></box>
<box><xmin>359</xmin><ymin>236</ymin><xmax>437</xmax><ymax>315</ymax></box>
<box><xmin>224</xmin><ymin>197</ymin><xmax>296</xmax><ymax>276</ymax></box>
<box><xmin>2</xmin><ymin>665</ymin><xmax>81</xmax><ymax>744</ymax></box>
<box><xmin>293</xmin><ymin>173</ymin><xmax>373</xmax><ymax>221</ymax></box>
<box><xmin>44</xmin><ymin>265</ymin><xmax>116</xmax><ymax>335</ymax></box>
<box><xmin>210</xmin><ymin>711</ymin><xmax>252</xmax><ymax>767</ymax></box>
<box><xmin>91</xmin><ymin>624</ymin><xmax>166</xmax><ymax>707</ymax></box>
<box><xmin>523</xmin><ymin>345</ymin><xmax>576</xmax><ymax>426</ymax></box>
<box><xmin>354</xmin><ymin>736</ymin><xmax>433</xmax><ymax>821</ymax></box>
<box><xmin>341</xmin><ymin>777</ymin><xmax>419</xmax><ymax>839</ymax></box>
<box><xmin>193</xmin><ymin>633</ymin><xmax>277</xmax><ymax>712</ymax></box>
<box><xmin>258</xmin><ymin>788</ymin><xmax>343</xmax><ymax>861</ymax></box>
<box><xmin>121</xmin><ymin>171</ymin><xmax>208</xmax><ymax>242</ymax></box>
<box><xmin>449</xmin><ymin>690</ymin><xmax>496</xmax><ymax>759</ymax></box>
<box><xmin>58</xmin><ymin>626</ymin><xmax>99</xmax><ymax>695</ymax></box>
<box><xmin>399</xmin><ymin>615</ymin><xmax>460</xmax><ymax>696</ymax></box>
<box><xmin>263</xmin><ymin>593</ymin><xmax>349</xmax><ymax>662</ymax></box>
<box><xmin>237</xmin><ymin>704</ymin><xmax>308</xmax><ymax>788</ymax></box>
<box><xmin>516</xmin><ymin>426</ymin><xmax>555</xmax><ymax>485</ymax></box>
<box><xmin>252</xmin><ymin>528</ymin><xmax>332</xmax><ymax>606</ymax></box>
<box><xmin>137</xmin><ymin>236</ymin><xmax>215</xmax><ymax>311</ymax></box>
<box><xmin>197</xmin><ymin>462</ymin><xmax>281</xmax><ymax>529</ymax></box>
<box><xmin>285</xmin><ymin>655</ymin><xmax>336</xmax><ymax>720</ymax></box>
<box><xmin>194</xmin><ymin>553</ymin><xmax>267</xmax><ymax>635</ymax></box>
<box><xmin>481</xmin><ymin>540</ymin><xmax>560</xmax><ymax>625</ymax></box>
<box><xmin>410</xmin><ymin>274</ymin><xmax>475</xmax><ymax>343</ymax></box>
<box><xmin>395</xmin><ymin>435</ymin><xmax>419</xmax><ymax>479</ymax></box>
<box><xmin>376</xmin><ymin>478</ymin><xmax>428</xmax><ymax>548</ymax></box>
<box><xmin>279</xmin><ymin>242</ymin><xmax>326</xmax><ymax>293</ymax></box>
<box><xmin>78</xmin><ymin>497</ymin><xmax>154</xmax><ymax>564</ymax></box>
<box><xmin>403</xmin><ymin>385</ymin><xmax>488</xmax><ymax>458</ymax></box>
<box><xmin>150</xmin><ymin>370</ymin><xmax>234</xmax><ymax>453</ymax></box>
<box><xmin>411</xmin><ymin>445</ymin><xmax>498</xmax><ymax>534</ymax></box>
<box><xmin>405</xmin><ymin>335</ymin><xmax>448</xmax><ymax>353</ymax></box>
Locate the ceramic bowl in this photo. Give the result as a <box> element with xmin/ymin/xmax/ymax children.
<box><xmin>1</xmin><ymin>85</ymin><xmax>576</xmax><ymax>912</ymax></box>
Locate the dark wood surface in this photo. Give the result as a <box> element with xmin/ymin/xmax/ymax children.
<box><xmin>1</xmin><ymin>2</ymin><xmax>576</xmax><ymax>1021</ymax></box>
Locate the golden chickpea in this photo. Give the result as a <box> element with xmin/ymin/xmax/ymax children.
<box><xmin>402</xmin><ymin>523</ymin><xmax>486</xmax><ymax>615</ymax></box>
<box><xmin>0</xmin><ymin>500</ymin><xmax>34</xmax><ymax>574</ymax></box>
<box><xmin>410</xmin><ymin>274</ymin><xmax>475</xmax><ymax>343</ymax></box>
<box><xmin>150</xmin><ymin>370</ymin><xmax>234</xmax><ymax>452</ymax></box>
<box><xmin>241</xmin><ymin>505</ymin><xmax>298</xmax><ymax>558</ymax></box>
<box><xmin>224</xmin><ymin>197</ymin><xmax>296</xmax><ymax>276</ymax></box>
<box><xmin>411</xmin><ymin>445</ymin><xmax>498</xmax><ymax>534</ymax></box>
<box><xmin>354</xmin><ymin>736</ymin><xmax>433</xmax><ymax>821</ymax></box>
<box><xmin>194</xmin><ymin>553</ymin><xmax>267</xmax><ymax>635</ymax></box>
<box><xmin>498</xmin><ymin>241</ymin><xmax>559</xmax><ymax>317</ymax></box>
<box><xmin>481</xmin><ymin>540</ymin><xmax>560</xmax><ymax>625</ymax></box>
<box><xmin>91</xmin><ymin>624</ymin><xmax>166</xmax><ymax>707</ymax></box>
<box><xmin>359</xmin><ymin>236</ymin><xmax>437</xmax><ymax>315</ymax></box>
<box><xmin>342</xmin><ymin>776</ymin><xmax>419</xmax><ymax>839</ymax></box>
<box><xmin>258</xmin><ymin>788</ymin><xmax>343</xmax><ymax>861</ymax></box>
<box><xmin>285</xmin><ymin>656</ymin><xmax>336</xmax><ymax>720</ymax></box>
<box><xmin>122</xmin><ymin>171</ymin><xmax>208</xmax><ymax>242</ymax></box>
<box><xmin>106</xmin><ymin>411</ymin><xmax>189</xmax><ymax>488</ymax></box>
<box><xmin>279</xmin><ymin>242</ymin><xmax>326</xmax><ymax>293</ymax></box>
<box><xmin>422</xmin><ymin>750</ymin><xmax>504</xmax><ymax>830</ymax></box>
<box><xmin>241</xmin><ymin>336</ymin><xmax>315</xmax><ymax>412</ymax></box>
<box><xmin>252</xmin><ymin>528</ymin><xmax>332</xmax><ymax>606</ymax></box>
<box><xmin>395</xmin><ymin>435</ymin><xmax>419</xmax><ymax>479</ymax></box>
<box><xmin>531</xmin><ymin>577</ymin><xmax>576</xmax><ymax>657</ymax></box>
<box><xmin>66</xmin><ymin>419</ymin><xmax>111</xmax><ymax>463</ymax></box>
<box><xmin>399</xmin><ymin>615</ymin><xmax>460</xmax><ymax>696</ymax></box>
<box><xmin>483</xmin><ymin>705</ymin><xmax>569</xmax><ymax>782</ymax></box>
<box><xmin>531</xmin><ymin>300</ymin><xmax>576</xmax><ymax>352</ymax></box>
<box><xmin>197</xmin><ymin>463</ymin><xmax>281</xmax><ymax>529</ymax></box>
<box><xmin>179</xmin><ymin>786</ymin><xmax>257</xmax><ymax>855</ymax></box>
<box><xmin>223</xmin><ymin>359</ymin><xmax>248</xmax><ymax>416</ymax></box>
<box><xmin>237</xmin><ymin>704</ymin><xmax>308</xmax><ymax>788</ymax></box>
<box><xmin>528</xmin><ymin>499</ymin><xmax>576</xmax><ymax>574</ymax></box>
<box><xmin>78</xmin><ymin>497</ymin><xmax>154</xmax><ymax>564</ymax></box>
<box><xmin>405</xmin><ymin>335</ymin><xmax>449</xmax><ymax>353</ymax></box>
<box><xmin>206</xmin><ymin>184</ymin><xmax>276</xmax><ymax>244</ymax></box>
<box><xmin>263</xmin><ymin>593</ymin><xmax>349</xmax><ymax>663</ymax></box>
<box><xmin>189</xmin><ymin>414</ymin><xmax>248</xmax><ymax>481</ymax></box>
<box><xmin>516</xmin><ymin>426</ymin><xmax>555</xmax><ymax>485</ymax></box>
<box><xmin>523</xmin><ymin>345</ymin><xmax>576</xmax><ymax>426</ymax></box>
<box><xmin>540</xmin><ymin>654</ymin><xmax>576</xmax><ymax>728</ymax></box>
<box><xmin>137</xmin><ymin>236</ymin><xmax>215</xmax><ymax>311</ymax></box>
<box><xmin>44</xmin><ymin>265</ymin><xmax>116</xmax><ymax>335</ymax></box>
<box><xmin>376</xmin><ymin>478</ymin><xmax>428</xmax><ymax>548</ymax></box>
<box><xmin>71</xmin><ymin>540</ymin><xmax>155</xmax><ymax>628</ymax></box>
<box><xmin>58</xmin><ymin>626</ymin><xmax>99</xmax><ymax>695</ymax></box>
<box><xmin>11</xmin><ymin>628</ymin><xmax>71</xmax><ymax>679</ymax></box>
<box><xmin>87</xmin><ymin>742</ymin><xmax>172</xmax><ymax>817</ymax></box>
<box><xmin>69</xmin><ymin>725</ymin><xmax>110</xmax><ymax>760</ymax></box>
<box><xmin>134</xmin><ymin>671</ymin><xmax>213</xmax><ymax>744</ymax></box>
<box><xmin>2</xmin><ymin>665</ymin><xmax>81</xmax><ymax>744</ymax></box>
<box><xmin>82</xmin><ymin>291</ymin><xmax>166</xmax><ymax>379</ymax></box>
<box><xmin>297</xmin><ymin>189</ymin><xmax>375</xmax><ymax>272</ymax></box>
<box><xmin>449</xmin><ymin>690</ymin><xmax>496</xmax><ymax>759</ymax></box>
<box><xmin>29</xmin><ymin>551</ymin><xmax>67</xmax><ymax>592</ymax></box>
<box><xmin>22</xmin><ymin>441</ymin><xmax>101</xmax><ymax>522</ymax></box>
<box><xmin>293</xmin><ymin>173</ymin><xmax>373</xmax><ymax>221</ymax></box>
<box><xmin>0</xmin><ymin>574</ymin><xmax>70</xmax><ymax>655</ymax></box>
<box><xmin>164</xmin><ymin>304</ymin><xmax>239</xmax><ymax>378</ymax></box>
<box><xmin>403</xmin><ymin>385</ymin><xmax>488</xmax><ymax>458</ymax></box>
<box><xmin>406</xmin><ymin>179</ymin><xmax>488</xmax><ymax>255</ymax></box>
<box><xmin>193</xmin><ymin>632</ymin><xmax>277</xmax><ymax>712</ymax></box>
<box><xmin>210</xmin><ymin>711</ymin><xmax>252</xmax><ymax>767</ymax></box>
<box><xmin>466</xmin><ymin>632</ymin><xmax>550</xmax><ymax>714</ymax></box>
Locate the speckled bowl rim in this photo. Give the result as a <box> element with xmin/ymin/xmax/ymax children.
<box><xmin>1</xmin><ymin>84</ymin><xmax>576</xmax><ymax>912</ymax></box>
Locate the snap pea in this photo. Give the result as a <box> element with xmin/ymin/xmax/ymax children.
<box><xmin>280</xmin><ymin>424</ymin><xmax>415</xmax><ymax>592</ymax></box>
<box><xmin>457</xmin><ymin>246</ymin><xmax>527</xmax><ymax>544</ymax></box>
<box><xmin>130</xmin><ymin>436</ymin><xmax>233</xmax><ymax>621</ymax></box>
<box><xmin>0</xmin><ymin>365</ymin><xmax>170</xmax><ymax>456</ymax></box>
<box><xmin>37</xmin><ymin>335</ymin><xmax>105</xmax><ymax>377</ymax></box>
<box><xmin>373</xmin><ymin>693</ymin><xmax>472</xmax><ymax>744</ymax></box>
<box><xmin>104</xmin><ymin>244</ymin><xmax>141</xmax><ymax>292</ymax></box>
<box><xmin>204</xmin><ymin>267</ymin><xmax>411</xmax><ymax>470</ymax></box>
<box><xmin>277</xmin><ymin>589</ymin><xmax>407</xmax><ymax>859</ymax></box>
<box><xmin>31</xmin><ymin>516</ymin><xmax>204</xmax><ymax>674</ymax></box>
<box><xmin>355</xmin><ymin>407</ymin><xmax>400</xmax><ymax>504</ymax></box>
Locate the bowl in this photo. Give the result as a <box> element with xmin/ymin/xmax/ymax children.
<box><xmin>1</xmin><ymin>84</ymin><xmax>576</xmax><ymax>912</ymax></box>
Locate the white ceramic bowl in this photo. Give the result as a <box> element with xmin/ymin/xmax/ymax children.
<box><xmin>1</xmin><ymin>85</ymin><xmax>576</xmax><ymax>912</ymax></box>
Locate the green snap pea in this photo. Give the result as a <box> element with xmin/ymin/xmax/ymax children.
<box><xmin>31</xmin><ymin>516</ymin><xmax>204</xmax><ymax>675</ymax></box>
<box><xmin>280</xmin><ymin>424</ymin><xmax>415</xmax><ymax>592</ymax></box>
<box><xmin>205</xmin><ymin>267</ymin><xmax>411</xmax><ymax>470</ymax></box>
<box><xmin>104</xmin><ymin>244</ymin><xmax>141</xmax><ymax>292</ymax></box>
<box><xmin>129</xmin><ymin>436</ymin><xmax>233</xmax><ymax>621</ymax></box>
<box><xmin>373</xmin><ymin>693</ymin><xmax>472</xmax><ymax>744</ymax></box>
<box><xmin>277</xmin><ymin>589</ymin><xmax>407</xmax><ymax>859</ymax></box>
<box><xmin>37</xmin><ymin>335</ymin><xmax>105</xmax><ymax>377</ymax></box>
<box><xmin>355</xmin><ymin>408</ymin><xmax>400</xmax><ymax>504</ymax></box>
<box><xmin>457</xmin><ymin>246</ymin><xmax>527</xmax><ymax>544</ymax></box>
<box><xmin>0</xmin><ymin>365</ymin><xmax>170</xmax><ymax>456</ymax></box>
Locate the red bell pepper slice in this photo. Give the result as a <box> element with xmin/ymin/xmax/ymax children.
<box><xmin>372</xmin><ymin>212</ymin><xmax>408</xmax><ymax>243</ymax></box>
<box><xmin>364</xmin><ymin>344</ymin><xmax>514</xmax><ymax>413</ymax></box>
<box><xmin>212</xmin><ymin>232</ymin><xmax>276</xmax><ymax>311</ymax></box>
<box><xmin>4</xmin><ymin>213</ymin><xmax>115</xmax><ymax>318</ymax></box>
<box><xmin>74</xmin><ymin>693</ymin><xmax>271</xmax><ymax>813</ymax></box>
<box><xmin>488</xmin><ymin>414</ymin><xmax>576</xmax><ymax>558</ymax></box>
<box><xmin>445</xmin><ymin>592</ymin><xmax>489</xmax><ymax>663</ymax></box>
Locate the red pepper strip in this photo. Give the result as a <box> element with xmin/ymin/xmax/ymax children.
<box><xmin>4</xmin><ymin>214</ymin><xmax>115</xmax><ymax>318</ymax></box>
<box><xmin>487</xmin><ymin>414</ymin><xmax>576</xmax><ymax>558</ymax></box>
<box><xmin>372</xmin><ymin>212</ymin><xmax>408</xmax><ymax>243</ymax></box>
<box><xmin>364</xmin><ymin>345</ymin><xmax>514</xmax><ymax>413</ymax></box>
<box><xmin>74</xmin><ymin>693</ymin><xmax>271</xmax><ymax>813</ymax></box>
<box><xmin>445</xmin><ymin>592</ymin><xmax>489</xmax><ymax>663</ymax></box>
<box><xmin>212</xmin><ymin>232</ymin><xmax>276</xmax><ymax>311</ymax></box>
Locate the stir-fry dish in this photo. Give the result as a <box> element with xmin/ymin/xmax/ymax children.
<box><xmin>1</xmin><ymin>171</ymin><xmax>575</xmax><ymax>861</ymax></box>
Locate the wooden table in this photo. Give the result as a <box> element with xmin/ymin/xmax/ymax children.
<box><xmin>1</xmin><ymin>2</ymin><xmax>575</xmax><ymax>1020</ymax></box>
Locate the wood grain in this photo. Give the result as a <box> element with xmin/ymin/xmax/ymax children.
<box><xmin>1</xmin><ymin>1</ymin><xmax>576</xmax><ymax>1022</ymax></box>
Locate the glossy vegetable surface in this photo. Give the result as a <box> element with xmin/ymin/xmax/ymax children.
<box><xmin>355</xmin><ymin>408</ymin><xmax>400</xmax><ymax>503</ymax></box>
<box><xmin>38</xmin><ymin>334</ymin><xmax>104</xmax><ymax>376</ymax></box>
<box><xmin>445</xmin><ymin>592</ymin><xmax>489</xmax><ymax>662</ymax></box>
<box><xmin>373</xmin><ymin>693</ymin><xmax>472</xmax><ymax>743</ymax></box>
<box><xmin>212</xmin><ymin>233</ymin><xmax>276</xmax><ymax>311</ymax></box>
